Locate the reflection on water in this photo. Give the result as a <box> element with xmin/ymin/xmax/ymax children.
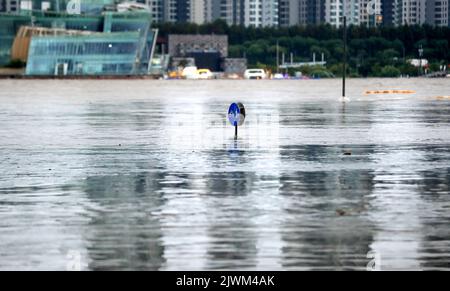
<box><xmin>0</xmin><ymin>79</ymin><xmax>449</xmax><ymax>270</ymax></box>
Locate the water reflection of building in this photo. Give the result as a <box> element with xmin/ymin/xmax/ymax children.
<box><xmin>203</xmin><ymin>171</ymin><xmax>259</xmax><ymax>270</ymax></box>
<box><xmin>79</xmin><ymin>98</ymin><xmax>168</xmax><ymax>270</ymax></box>
<box><xmin>366</xmin><ymin>99</ymin><xmax>429</xmax><ymax>271</ymax></box>
<box><xmin>416</xmin><ymin>164</ymin><xmax>450</xmax><ymax>270</ymax></box>
<box><xmin>83</xmin><ymin>174</ymin><xmax>166</xmax><ymax>270</ymax></box>
<box><xmin>278</xmin><ymin>156</ymin><xmax>376</xmax><ymax>269</ymax></box>
<box><xmin>276</xmin><ymin>101</ymin><xmax>377</xmax><ymax>270</ymax></box>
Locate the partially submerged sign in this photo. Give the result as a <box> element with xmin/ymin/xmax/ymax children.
<box><xmin>228</xmin><ymin>102</ymin><xmax>246</xmax><ymax>138</ymax></box>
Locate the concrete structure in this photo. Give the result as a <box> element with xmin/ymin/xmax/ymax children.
<box><xmin>168</xmin><ymin>34</ymin><xmax>244</xmax><ymax>73</ymax></box>
<box><xmin>223</xmin><ymin>58</ymin><xmax>247</xmax><ymax>75</ymax></box>
<box><xmin>168</xmin><ymin>34</ymin><xmax>228</xmax><ymax>57</ymax></box>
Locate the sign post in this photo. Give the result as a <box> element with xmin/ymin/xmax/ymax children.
<box><xmin>342</xmin><ymin>16</ymin><xmax>347</xmax><ymax>100</ymax></box>
<box><xmin>228</xmin><ymin>103</ymin><xmax>246</xmax><ymax>139</ymax></box>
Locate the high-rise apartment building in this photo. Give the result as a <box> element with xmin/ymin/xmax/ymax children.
<box><xmin>244</xmin><ymin>0</ymin><xmax>279</xmax><ymax>27</ymax></box>
<box><xmin>138</xmin><ymin>0</ymin><xmax>165</xmax><ymax>23</ymax></box>
<box><xmin>360</xmin><ymin>0</ymin><xmax>382</xmax><ymax>26</ymax></box>
<box><xmin>206</xmin><ymin>0</ymin><xmax>245</xmax><ymax>25</ymax></box>
<box><xmin>280</xmin><ymin>0</ymin><xmax>325</xmax><ymax>26</ymax></box>
<box><xmin>136</xmin><ymin>0</ymin><xmax>206</xmax><ymax>24</ymax></box>
<box><xmin>381</xmin><ymin>0</ymin><xmax>396</xmax><ymax>25</ymax></box>
<box><xmin>426</xmin><ymin>0</ymin><xmax>449</xmax><ymax>27</ymax></box>
<box><xmin>20</xmin><ymin>0</ymin><xmax>438</xmax><ymax>27</ymax></box>
<box><xmin>279</xmin><ymin>0</ymin><xmax>298</xmax><ymax>26</ymax></box>
<box><xmin>398</xmin><ymin>0</ymin><xmax>427</xmax><ymax>25</ymax></box>
<box><xmin>325</xmin><ymin>0</ymin><xmax>360</xmax><ymax>27</ymax></box>
<box><xmin>0</xmin><ymin>0</ymin><xmax>20</xmax><ymax>12</ymax></box>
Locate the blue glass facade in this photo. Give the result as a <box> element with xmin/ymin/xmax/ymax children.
<box><xmin>26</xmin><ymin>32</ymin><xmax>147</xmax><ymax>75</ymax></box>
<box><xmin>0</xmin><ymin>10</ymin><xmax>157</xmax><ymax>75</ymax></box>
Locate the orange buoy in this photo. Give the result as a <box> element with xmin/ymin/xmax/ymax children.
<box><xmin>365</xmin><ymin>90</ymin><xmax>416</xmax><ymax>95</ymax></box>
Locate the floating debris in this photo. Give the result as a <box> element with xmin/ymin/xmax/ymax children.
<box><xmin>336</xmin><ymin>209</ymin><xmax>347</xmax><ymax>216</ymax></box>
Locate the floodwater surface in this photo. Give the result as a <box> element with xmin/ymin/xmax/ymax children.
<box><xmin>0</xmin><ymin>78</ymin><xmax>449</xmax><ymax>270</ymax></box>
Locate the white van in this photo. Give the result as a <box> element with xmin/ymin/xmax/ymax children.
<box><xmin>181</xmin><ymin>66</ymin><xmax>199</xmax><ymax>79</ymax></box>
<box><xmin>244</xmin><ymin>69</ymin><xmax>267</xmax><ymax>80</ymax></box>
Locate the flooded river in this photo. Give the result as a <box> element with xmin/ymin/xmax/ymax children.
<box><xmin>0</xmin><ymin>78</ymin><xmax>449</xmax><ymax>270</ymax></box>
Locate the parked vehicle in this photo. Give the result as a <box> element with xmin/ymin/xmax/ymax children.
<box><xmin>244</xmin><ymin>69</ymin><xmax>267</xmax><ymax>80</ymax></box>
<box><xmin>182</xmin><ymin>66</ymin><xmax>199</xmax><ymax>79</ymax></box>
<box><xmin>272</xmin><ymin>73</ymin><xmax>286</xmax><ymax>80</ymax></box>
<box><xmin>197</xmin><ymin>69</ymin><xmax>213</xmax><ymax>79</ymax></box>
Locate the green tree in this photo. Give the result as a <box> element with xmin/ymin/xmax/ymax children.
<box><xmin>379</xmin><ymin>65</ymin><xmax>401</xmax><ymax>77</ymax></box>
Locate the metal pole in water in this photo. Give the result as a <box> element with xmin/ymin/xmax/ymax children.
<box><xmin>276</xmin><ymin>41</ymin><xmax>280</xmax><ymax>73</ymax></box>
<box><xmin>342</xmin><ymin>16</ymin><xmax>347</xmax><ymax>99</ymax></box>
<box><xmin>235</xmin><ymin>125</ymin><xmax>238</xmax><ymax>139</ymax></box>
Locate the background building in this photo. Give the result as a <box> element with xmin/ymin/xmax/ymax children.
<box><xmin>325</xmin><ymin>0</ymin><xmax>360</xmax><ymax>27</ymax></box>
<box><xmin>398</xmin><ymin>0</ymin><xmax>427</xmax><ymax>25</ymax></box>
<box><xmin>2</xmin><ymin>0</ymin><xmax>450</xmax><ymax>33</ymax></box>
<box><xmin>244</xmin><ymin>0</ymin><xmax>279</xmax><ymax>27</ymax></box>
<box><xmin>279</xmin><ymin>0</ymin><xmax>298</xmax><ymax>26</ymax></box>
<box><xmin>360</xmin><ymin>0</ymin><xmax>382</xmax><ymax>27</ymax></box>
<box><xmin>303</xmin><ymin>0</ymin><xmax>326</xmax><ymax>25</ymax></box>
<box><xmin>0</xmin><ymin>9</ymin><xmax>158</xmax><ymax>74</ymax></box>
<box><xmin>136</xmin><ymin>0</ymin><xmax>206</xmax><ymax>24</ymax></box>
<box><xmin>381</xmin><ymin>0</ymin><xmax>396</xmax><ymax>25</ymax></box>
<box><xmin>0</xmin><ymin>0</ymin><xmax>20</xmax><ymax>13</ymax></box>
<box><xmin>426</xmin><ymin>0</ymin><xmax>449</xmax><ymax>27</ymax></box>
<box><xmin>206</xmin><ymin>0</ymin><xmax>245</xmax><ymax>25</ymax></box>
<box><xmin>168</xmin><ymin>34</ymin><xmax>247</xmax><ymax>74</ymax></box>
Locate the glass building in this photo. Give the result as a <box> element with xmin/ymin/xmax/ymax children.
<box><xmin>27</xmin><ymin>31</ymin><xmax>148</xmax><ymax>75</ymax></box>
<box><xmin>29</xmin><ymin>0</ymin><xmax>116</xmax><ymax>14</ymax></box>
<box><xmin>0</xmin><ymin>9</ymin><xmax>157</xmax><ymax>75</ymax></box>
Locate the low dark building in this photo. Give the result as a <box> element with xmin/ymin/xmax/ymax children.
<box><xmin>168</xmin><ymin>34</ymin><xmax>230</xmax><ymax>72</ymax></box>
<box><xmin>168</xmin><ymin>34</ymin><xmax>228</xmax><ymax>58</ymax></box>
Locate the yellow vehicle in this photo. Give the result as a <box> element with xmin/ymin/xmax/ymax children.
<box><xmin>197</xmin><ymin>69</ymin><xmax>213</xmax><ymax>79</ymax></box>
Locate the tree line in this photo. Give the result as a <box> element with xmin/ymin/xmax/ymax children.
<box><xmin>154</xmin><ymin>20</ymin><xmax>450</xmax><ymax>77</ymax></box>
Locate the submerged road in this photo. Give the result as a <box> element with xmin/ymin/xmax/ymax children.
<box><xmin>0</xmin><ymin>78</ymin><xmax>449</xmax><ymax>270</ymax></box>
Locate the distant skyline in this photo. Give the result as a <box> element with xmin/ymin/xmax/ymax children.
<box><xmin>139</xmin><ymin>0</ymin><xmax>450</xmax><ymax>27</ymax></box>
<box><xmin>0</xmin><ymin>0</ymin><xmax>449</xmax><ymax>28</ymax></box>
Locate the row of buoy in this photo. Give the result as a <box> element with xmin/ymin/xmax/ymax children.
<box><xmin>436</xmin><ymin>96</ymin><xmax>450</xmax><ymax>100</ymax></box>
<box><xmin>365</xmin><ymin>90</ymin><xmax>416</xmax><ymax>95</ymax></box>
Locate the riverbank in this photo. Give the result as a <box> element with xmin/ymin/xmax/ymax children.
<box><xmin>0</xmin><ymin>69</ymin><xmax>164</xmax><ymax>80</ymax></box>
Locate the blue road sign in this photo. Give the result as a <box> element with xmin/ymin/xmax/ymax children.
<box><xmin>228</xmin><ymin>103</ymin><xmax>240</xmax><ymax>127</ymax></box>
